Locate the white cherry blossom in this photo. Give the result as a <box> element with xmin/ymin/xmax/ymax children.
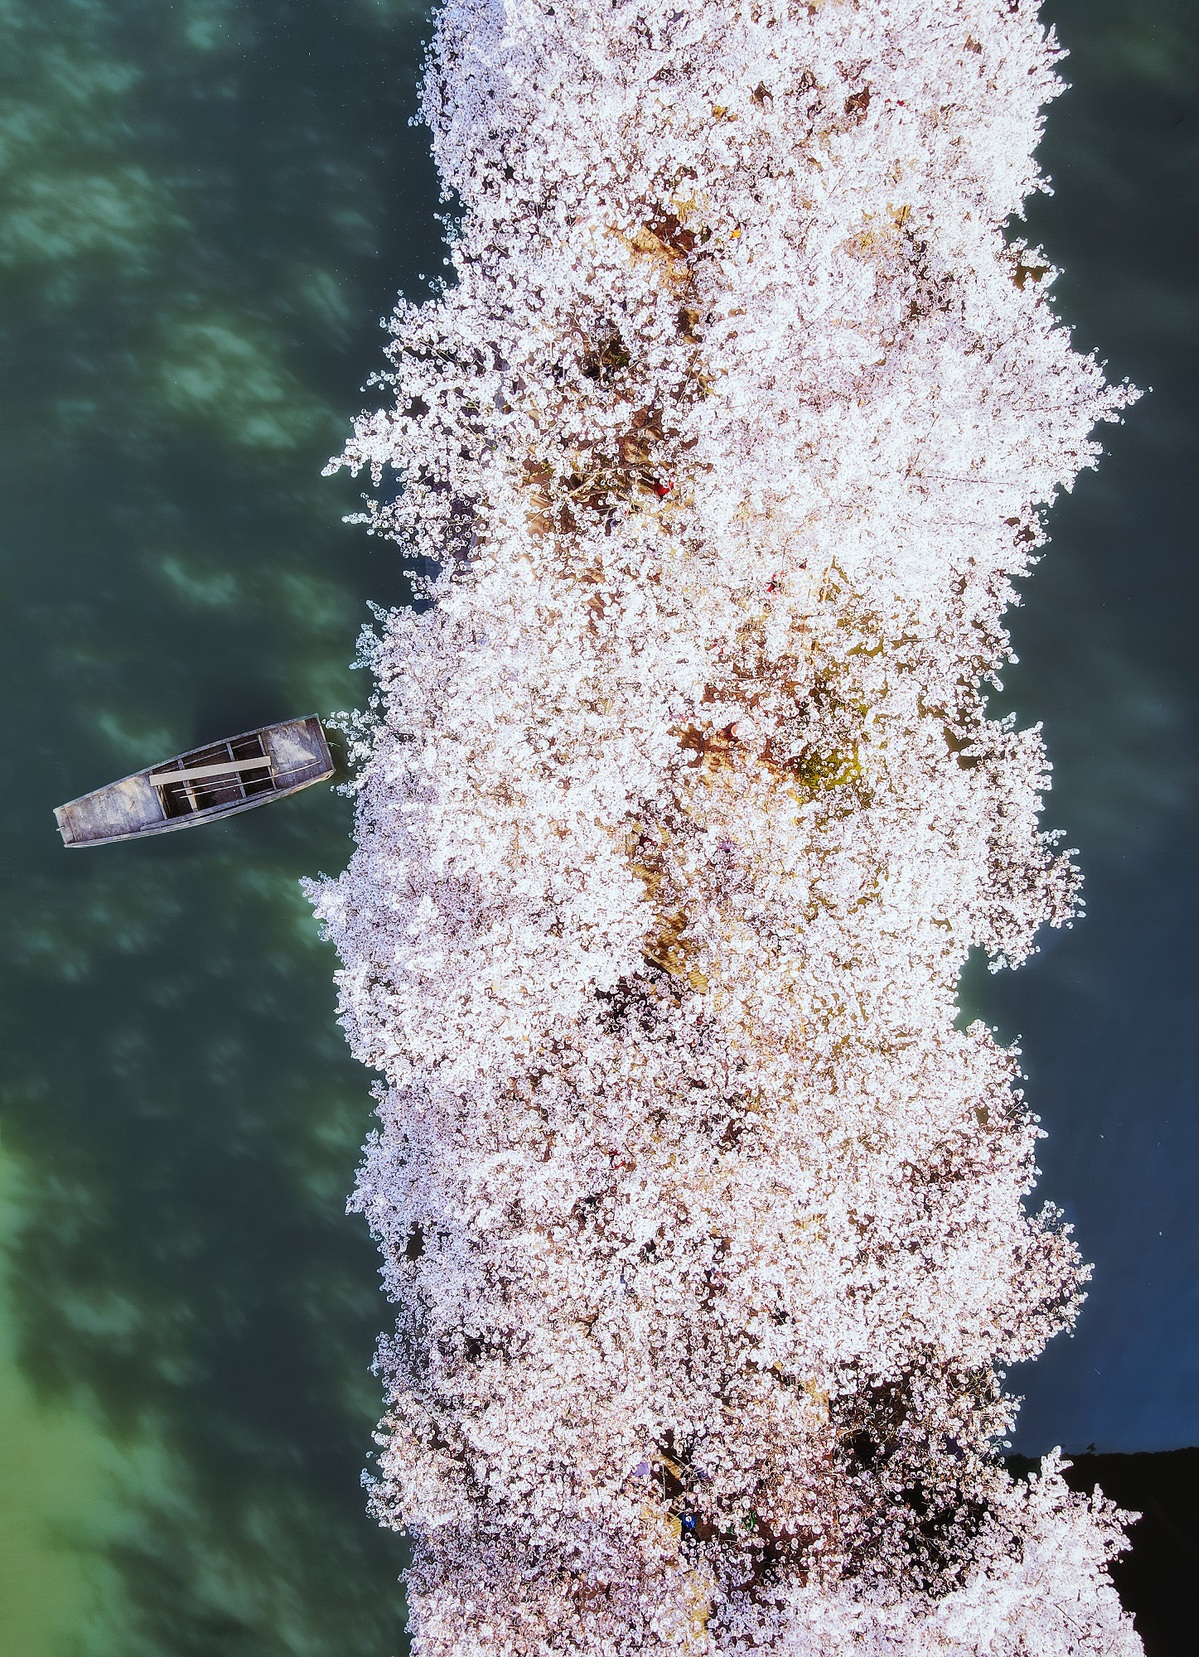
<box><xmin>309</xmin><ymin>2</ymin><xmax>1142</xmax><ymax>1651</ymax></box>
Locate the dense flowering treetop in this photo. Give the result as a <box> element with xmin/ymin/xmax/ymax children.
<box><xmin>309</xmin><ymin>1</ymin><xmax>1142</xmax><ymax>1651</ymax></box>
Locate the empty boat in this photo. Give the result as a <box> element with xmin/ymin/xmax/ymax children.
<box><xmin>54</xmin><ymin>716</ymin><xmax>335</xmax><ymax>848</ymax></box>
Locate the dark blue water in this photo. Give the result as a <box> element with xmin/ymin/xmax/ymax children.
<box><xmin>0</xmin><ymin>1</ymin><xmax>1192</xmax><ymax>1651</ymax></box>
<box><xmin>968</xmin><ymin>0</ymin><xmax>1199</xmax><ymax>1456</ymax></box>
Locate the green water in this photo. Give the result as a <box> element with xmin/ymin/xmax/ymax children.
<box><xmin>0</xmin><ymin>2</ymin><xmax>441</xmax><ymax>1651</ymax></box>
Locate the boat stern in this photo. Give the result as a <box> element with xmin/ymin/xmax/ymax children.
<box><xmin>55</xmin><ymin>772</ymin><xmax>167</xmax><ymax>847</ymax></box>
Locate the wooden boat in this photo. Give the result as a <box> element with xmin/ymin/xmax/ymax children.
<box><xmin>55</xmin><ymin>716</ymin><xmax>335</xmax><ymax>848</ymax></box>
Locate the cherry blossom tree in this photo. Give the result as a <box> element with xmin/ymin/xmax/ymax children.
<box><xmin>309</xmin><ymin>2</ymin><xmax>1142</xmax><ymax>1651</ymax></box>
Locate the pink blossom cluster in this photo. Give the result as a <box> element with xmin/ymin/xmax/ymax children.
<box><xmin>310</xmin><ymin>1</ymin><xmax>1142</xmax><ymax>1651</ymax></box>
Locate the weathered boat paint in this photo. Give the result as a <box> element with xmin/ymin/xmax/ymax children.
<box><xmin>54</xmin><ymin>716</ymin><xmax>334</xmax><ymax>847</ymax></box>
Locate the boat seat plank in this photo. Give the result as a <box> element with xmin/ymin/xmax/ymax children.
<box><xmin>151</xmin><ymin>758</ymin><xmax>273</xmax><ymax>784</ymax></box>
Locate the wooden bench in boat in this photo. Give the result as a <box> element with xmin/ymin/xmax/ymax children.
<box><xmin>54</xmin><ymin>716</ymin><xmax>335</xmax><ymax>847</ymax></box>
<box><xmin>149</xmin><ymin>758</ymin><xmax>274</xmax><ymax>784</ymax></box>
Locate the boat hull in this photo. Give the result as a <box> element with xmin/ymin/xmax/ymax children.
<box><xmin>54</xmin><ymin>716</ymin><xmax>334</xmax><ymax>847</ymax></box>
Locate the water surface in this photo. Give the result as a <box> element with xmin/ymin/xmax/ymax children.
<box><xmin>972</xmin><ymin>0</ymin><xmax>1199</xmax><ymax>1456</ymax></box>
<box><xmin>0</xmin><ymin>3</ymin><xmax>442</xmax><ymax>1651</ymax></box>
